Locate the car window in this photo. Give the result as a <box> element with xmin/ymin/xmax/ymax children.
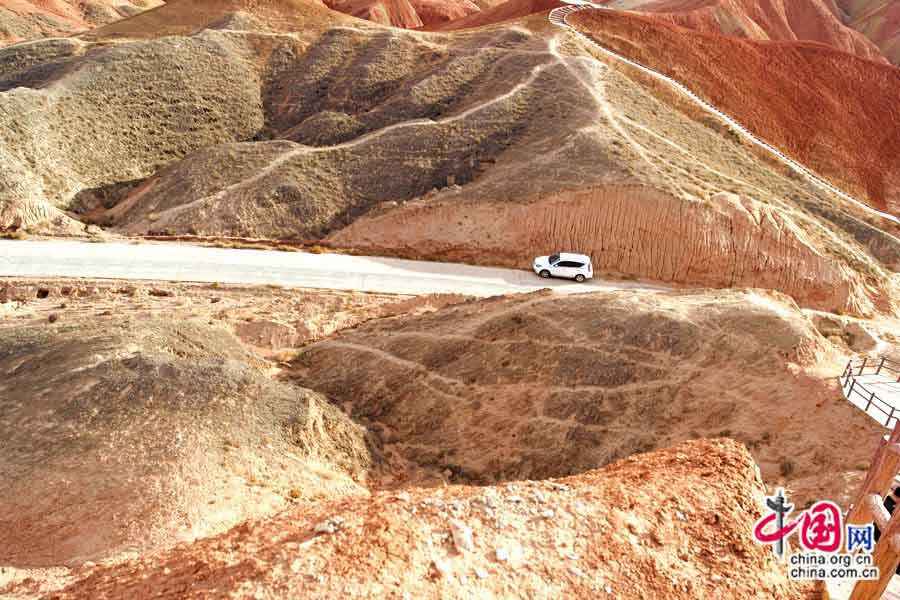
<box><xmin>571</xmin><ymin>262</ymin><xmax>584</xmax><ymax>269</ymax></box>
<box><xmin>549</xmin><ymin>254</ymin><xmax>560</xmax><ymax>265</ymax></box>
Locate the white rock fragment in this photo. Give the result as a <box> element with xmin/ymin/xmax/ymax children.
<box><xmin>450</xmin><ymin>519</ymin><xmax>475</xmax><ymax>553</ymax></box>
<box><xmin>496</xmin><ymin>547</ymin><xmax>510</xmax><ymax>562</ymax></box>
<box><xmin>395</xmin><ymin>492</ymin><xmax>411</xmax><ymax>502</ymax></box>
<box><xmin>568</xmin><ymin>566</ymin><xmax>584</xmax><ymax>577</ymax></box>
<box><xmin>604</xmin><ymin>585</ymin><xmax>613</xmax><ymax>594</ymax></box>
<box><xmin>541</xmin><ymin>509</ymin><xmax>555</xmax><ymax>519</ymax></box>
<box><xmin>532</xmin><ymin>490</ymin><xmax>547</xmax><ymax>503</ymax></box>
<box><xmin>675</xmin><ymin>511</ymin><xmax>687</xmax><ymax>521</ymax></box>
<box><xmin>475</xmin><ymin>567</ymin><xmax>489</xmax><ymax>579</ymax></box>
<box><xmin>433</xmin><ymin>557</ymin><xmax>453</xmax><ymax>578</ymax></box>
<box><xmin>314</xmin><ymin>517</ymin><xmax>343</xmax><ymax>534</ymax></box>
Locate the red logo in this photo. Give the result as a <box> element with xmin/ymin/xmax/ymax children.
<box><xmin>753</xmin><ymin>488</ymin><xmax>843</xmax><ymax>557</ymax></box>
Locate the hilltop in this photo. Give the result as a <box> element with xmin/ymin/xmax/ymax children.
<box><xmin>632</xmin><ymin>0</ymin><xmax>885</xmax><ymax>61</ymax></box>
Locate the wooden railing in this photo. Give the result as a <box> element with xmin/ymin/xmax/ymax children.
<box><xmin>847</xmin><ymin>418</ymin><xmax>900</xmax><ymax>599</ymax></box>
<box><xmin>842</xmin><ymin>358</ymin><xmax>900</xmax><ymax>428</ymax></box>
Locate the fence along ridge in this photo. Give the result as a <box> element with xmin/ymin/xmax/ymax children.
<box><xmin>842</xmin><ymin>357</ymin><xmax>900</xmax><ymax>427</ymax></box>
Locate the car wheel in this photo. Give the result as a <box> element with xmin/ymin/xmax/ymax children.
<box><xmin>540</xmin><ymin>270</ymin><xmax>551</xmax><ymax>279</ymax></box>
<box><xmin>575</xmin><ymin>274</ymin><xmax>585</xmax><ymax>283</ymax></box>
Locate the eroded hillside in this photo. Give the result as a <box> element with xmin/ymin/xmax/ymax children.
<box><xmin>0</xmin><ymin>316</ymin><xmax>375</xmax><ymax>568</ymax></box>
<box><xmin>2</xmin><ymin>277</ymin><xmax>888</xmax><ymax>596</ymax></box>
<box><xmin>3</xmin><ymin>5</ymin><xmax>897</xmax><ymax>316</ymax></box>
<box><xmin>48</xmin><ymin>439</ymin><xmax>818</xmax><ymax>600</ymax></box>
<box><xmin>633</xmin><ymin>0</ymin><xmax>886</xmax><ymax>61</ymax></box>
<box><xmin>2</xmin><ymin>1</ymin><xmax>898</xmax><ymax>597</ymax></box>
<box><xmin>0</xmin><ymin>0</ymin><xmax>162</xmax><ymax>47</ymax></box>
<box><xmin>292</xmin><ymin>288</ymin><xmax>882</xmax><ymax>503</ymax></box>
<box><xmin>569</xmin><ymin>8</ymin><xmax>900</xmax><ymax>215</ymax></box>
<box><xmin>837</xmin><ymin>0</ymin><xmax>900</xmax><ymax>65</ymax></box>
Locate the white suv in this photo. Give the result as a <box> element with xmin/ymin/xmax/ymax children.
<box><xmin>533</xmin><ymin>252</ymin><xmax>593</xmax><ymax>282</ymax></box>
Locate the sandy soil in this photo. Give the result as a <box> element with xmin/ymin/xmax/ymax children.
<box><xmin>291</xmin><ymin>287</ymin><xmax>885</xmax><ymax>506</ymax></box>
<box><xmin>44</xmin><ymin>440</ymin><xmax>821</xmax><ymax>600</ymax></box>
<box><xmin>1</xmin><ymin>278</ymin><xmax>891</xmax><ymax>597</ymax></box>
<box><xmin>0</xmin><ymin>278</ymin><xmax>465</xmax><ymax>357</ymax></box>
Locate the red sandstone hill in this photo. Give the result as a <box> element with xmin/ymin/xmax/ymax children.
<box><xmin>326</xmin><ymin>0</ymin><xmax>425</xmax><ymax>28</ymax></box>
<box><xmin>569</xmin><ymin>8</ymin><xmax>900</xmax><ymax>217</ymax></box>
<box><xmin>425</xmin><ymin>0</ymin><xmax>562</xmax><ymax>31</ymax></box>
<box><xmin>838</xmin><ymin>0</ymin><xmax>900</xmax><ymax>65</ymax></box>
<box><xmin>83</xmin><ymin>0</ymin><xmax>484</xmax><ymax>35</ymax></box>
<box><xmin>636</xmin><ymin>0</ymin><xmax>886</xmax><ymax>62</ymax></box>
<box><xmin>326</xmin><ymin>0</ymin><xmax>482</xmax><ymax>28</ymax></box>
<box><xmin>81</xmin><ymin>0</ymin><xmax>352</xmax><ymax>40</ymax></box>
<box><xmin>0</xmin><ymin>0</ymin><xmax>162</xmax><ymax>45</ymax></box>
<box><xmin>47</xmin><ymin>440</ymin><xmax>816</xmax><ymax>600</ymax></box>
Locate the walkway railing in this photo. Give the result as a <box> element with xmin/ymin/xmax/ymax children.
<box><xmin>842</xmin><ymin>357</ymin><xmax>900</xmax><ymax>428</ymax></box>
<box><xmin>848</xmin><ymin>419</ymin><xmax>900</xmax><ymax>599</ymax></box>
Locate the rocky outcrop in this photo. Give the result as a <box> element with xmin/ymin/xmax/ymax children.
<box><xmin>50</xmin><ymin>439</ymin><xmax>817</xmax><ymax>599</ymax></box>
<box><xmin>0</xmin><ymin>190</ymin><xmax>84</xmax><ymax>235</ymax></box>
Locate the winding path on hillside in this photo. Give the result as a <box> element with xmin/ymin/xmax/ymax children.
<box><xmin>550</xmin><ymin>1</ymin><xmax>900</xmax><ymax>227</ymax></box>
<box><xmin>0</xmin><ymin>239</ymin><xmax>669</xmax><ymax>296</ymax></box>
